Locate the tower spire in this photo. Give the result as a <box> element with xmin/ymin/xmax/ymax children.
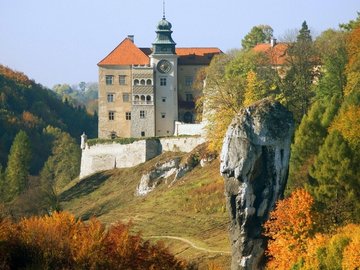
<box><xmin>163</xmin><ymin>0</ymin><xmax>166</xmax><ymax>19</ymax></box>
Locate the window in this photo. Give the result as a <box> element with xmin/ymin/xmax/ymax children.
<box><xmin>185</xmin><ymin>76</ymin><xmax>193</xmax><ymax>86</ymax></box>
<box><xmin>119</xmin><ymin>75</ymin><xmax>126</xmax><ymax>85</ymax></box>
<box><xmin>146</xmin><ymin>95</ymin><xmax>152</xmax><ymax>104</ymax></box>
<box><xmin>140</xmin><ymin>110</ymin><xmax>145</xmax><ymax>119</ymax></box>
<box><xmin>134</xmin><ymin>79</ymin><xmax>140</xmax><ymax>85</ymax></box>
<box><xmin>161</xmin><ymin>113</ymin><xmax>166</xmax><ymax>119</ymax></box>
<box><xmin>146</xmin><ymin>79</ymin><xmax>152</xmax><ymax>85</ymax></box>
<box><xmin>125</xmin><ymin>112</ymin><xmax>131</xmax><ymax>120</ymax></box>
<box><xmin>108</xmin><ymin>111</ymin><xmax>115</xmax><ymax>120</ymax></box>
<box><xmin>105</xmin><ymin>75</ymin><xmax>114</xmax><ymax>85</ymax></box>
<box><xmin>162</xmin><ymin>97</ymin><xmax>166</xmax><ymax>102</ymax></box>
<box><xmin>122</xmin><ymin>93</ymin><xmax>130</xmax><ymax>102</ymax></box>
<box><xmin>186</xmin><ymin>93</ymin><xmax>193</xmax><ymax>102</ymax></box>
<box><xmin>110</xmin><ymin>132</ymin><xmax>116</xmax><ymax>139</ymax></box>
<box><xmin>140</xmin><ymin>79</ymin><xmax>146</xmax><ymax>85</ymax></box>
<box><xmin>141</xmin><ymin>131</ymin><xmax>145</xmax><ymax>137</ymax></box>
<box><xmin>160</xmin><ymin>77</ymin><xmax>167</xmax><ymax>86</ymax></box>
<box><xmin>107</xmin><ymin>93</ymin><xmax>114</xmax><ymax>102</ymax></box>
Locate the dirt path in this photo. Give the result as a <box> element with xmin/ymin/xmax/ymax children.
<box><xmin>148</xmin><ymin>235</ymin><xmax>231</xmax><ymax>255</ymax></box>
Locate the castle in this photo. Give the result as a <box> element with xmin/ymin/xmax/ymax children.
<box><xmin>97</xmin><ymin>13</ymin><xmax>221</xmax><ymax>139</ymax></box>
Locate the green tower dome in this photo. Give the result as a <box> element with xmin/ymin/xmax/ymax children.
<box><xmin>152</xmin><ymin>15</ymin><xmax>176</xmax><ymax>55</ymax></box>
<box><xmin>157</xmin><ymin>17</ymin><xmax>172</xmax><ymax>30</ymax></box>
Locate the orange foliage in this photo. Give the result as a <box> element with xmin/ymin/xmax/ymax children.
<box><xmin>0</xmin><ymin>65</ymin><xmax>32</xmax><ymax>86</ymax></box>
<box><xmin>0</xmin><ymin>212</ymin><xmax>188</xmax><ymax>269</ymax></box>
<box><xmin>264</xmin><ymin>189</ymin><xmax>314</xmax><ymax>269</ymax></box>
<box><xmin>22</xmin><ymin>111</ymin><xmax>40</xmax><ymax>128</ymax></box>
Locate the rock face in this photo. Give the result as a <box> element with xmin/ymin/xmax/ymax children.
<box><xmin>220</xmin><ymin>99</ymin><xmax>294</xmax><ymax>270</ymax></box>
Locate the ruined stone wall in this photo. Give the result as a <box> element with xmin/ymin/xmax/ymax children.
<box><xmin>80</xmin><ymin>136</ymin><xmax>205</xmax><ymax>179</ymax></box>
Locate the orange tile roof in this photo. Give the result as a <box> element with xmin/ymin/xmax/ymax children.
<box><xmin>175</xmin><ymin>47</ymin><xmax>222</xmax><ymax>56</ymax></box>
<box><xmin>253</xmin><ymin>43</ymin><xmax>289</xmax><ymax>65</ymax></box>
<box><xmin>98</xmin><ymin>38</ymin><xmax>150</xmax><ymax>66</ymax></box>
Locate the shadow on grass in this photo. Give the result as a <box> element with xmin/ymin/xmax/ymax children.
<box><xmin>59</xmin><ymin>172</ymin><xmax>111</xmax><ymax>202</ymax></box>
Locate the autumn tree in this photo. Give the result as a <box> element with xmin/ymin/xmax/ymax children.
<box><xmin>264</xmin><ymin>189</ymin><xmax>315</xmax><ymax>269</ymax></box>
<box><xmin>3</xmin><ymin>130</ymin><xmax>31</xmax><ymax>202</ymax></box>
<box><xmin>344</xmin><ymin>22</ymin><xmax>360</xmax><ymax>96</ymax></box>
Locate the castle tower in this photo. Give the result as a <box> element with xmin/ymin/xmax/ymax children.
<box><xmin>150</xmin><ymin>14</ymin><xmax>178</xmax><ymax>136</ymax></box>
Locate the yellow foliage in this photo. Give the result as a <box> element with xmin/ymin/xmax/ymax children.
<box><xmin>330</xmin><ymin>104</ymin><xmax>360</xmax><ymax>148</ymax></box>
<box><xmin>344</xmin><ymin>26</ymin><xmax>360</xmax><ymax>96</ymax></box>
<box><xmin>243</xmin><ymin>70</ymin><xmax>265</xmax><ymax>107</ymax></box>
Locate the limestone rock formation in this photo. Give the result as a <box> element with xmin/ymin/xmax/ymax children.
<box><xmin>220</xmin><ymin>99</ymin><xmax>294</xmax><ymax>270</ymax></box>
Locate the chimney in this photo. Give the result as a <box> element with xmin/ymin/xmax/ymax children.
<box><xmin>270</xmin><ymin>38</ymin><xmax>277</xmax><ymax>47</ymax></box>
<box><xmin>127</xmin><ymin>35</ymin><xmax>134</xmax><ymax>43</ymax></box>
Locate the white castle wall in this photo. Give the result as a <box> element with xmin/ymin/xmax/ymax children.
<box><xmin>79</xmin><ymin>136</ymin><xmax>205</xmax><ymax>179</ymax></box>
<box><xmin>173</xmin><ymin>121</ymin><xmax>205</xmax><ymax>136</ymax></box>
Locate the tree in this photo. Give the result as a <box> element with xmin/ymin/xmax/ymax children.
<box><xmin>243</xmin><ymin>70</ymin><xmax>266</xmax><ymax>107</ymax></box>
<box><xmin>309</xmin><ymin>130</ymin><xmax>360</xmax><ymax>224</ymax></box>
<box><xmin>264</xmin><ymin>189</ymin><xmax>315</xmax><ymax>269</ymax></box>
<box><xmin>344</xmin><ymin>24</ymin><xmax>360</xmax><ymax>96</ymax></box>
<box><xmin>314</xmin><ymin>29</ymin><xmax>347</xmax><ymax>99</ymax></box>
<box><xmin>241</xmin><ymin>25</ymin><xmax>273</xmax><ymax>50</ymax></box>
<box><xmin>40</xmin><ymin>126</ymin><xmax>81</xmax><ymax>210</ymax></box>
<box><xmin>287</xmin><ymin>96</ymin><xmax>340</xmax><ymax>193</ymax></box>
<box><xmin>3</xmin><ymin>130</ymin><xmax>31</xmax><ymax>202</ymax></box>
<box><xmin>280</xmin><ymin>21</ymin><xmax>319</xmax><ymax>123</ymax></box>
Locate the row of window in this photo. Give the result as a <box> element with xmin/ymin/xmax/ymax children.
<box><xmin>108</xmin><ymin>111</ymin><xmax>166</xmax><ymax>120</ymax></box>
<box><xmin>105</xmin><ymin>75</ymin><xmax>193</xmax><ymax>87</ymax></box>
<box><xmin>107</xmin><ymin>93</ymin><xmax>130</xmax><ymax>103</ymax></box>
<box><xmin>106</xmin><ymin>75</ymin><xmax>127</xmax><ymax>85</ymax></box>
<box><xmin>105</xmin><ymin>75</ymin><xmax>166</xmax><ymax>86</ymax></box>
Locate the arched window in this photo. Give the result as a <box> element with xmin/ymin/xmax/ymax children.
<box><xmin>146</xmin><ymin>79</ymin><xmax>152</xmax><ymax>85</ymax></box>
<box><xmin>134</xmin><ymin>79</ymin><xmax>139</xmax><ymax>85</ymax></box>
<box><xmin>141</xmin><ymin>95</ymin><xmax>146</xmax><ymax>102</ymax></box>
<box><xmin>140</xmin><ymin>79</ymin><xmax>146</xmax><ymax>85</ymax></box>
<box><xmin>146</xmin><ymin>95</ymin><xmax>152</xmax><ymax>104</ymax></box>
<box><xmin>134</xmin><ymin>95</ymin><xmax>140</xmax><ymax>102</ymax></box>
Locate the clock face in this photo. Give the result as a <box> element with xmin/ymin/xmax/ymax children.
<box><xmin>157</xmin><ymin>60</ymin><xmax>172</xmax><ymax>73</ymax></box>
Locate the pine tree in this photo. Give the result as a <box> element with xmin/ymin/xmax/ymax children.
<box><xmin>4</xmin><ymin>130</ymin><xmax>31</xmax><ymax>201</ymax></box>
<box><xmin>309</xmin><ymin>130</ymin><xmax>360</xmax><ymax>224</ymax></box>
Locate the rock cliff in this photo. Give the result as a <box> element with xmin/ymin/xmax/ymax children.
<box><xmin>220</xmin><ymin>99</ymin><xmax>294</xmax><ymax>270</ymax></box>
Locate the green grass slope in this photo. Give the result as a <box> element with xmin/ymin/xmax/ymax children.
<box><xmin>60</xmin><ymin>152</ymin><xmax>231</xmax><ymax>269</ymax></box>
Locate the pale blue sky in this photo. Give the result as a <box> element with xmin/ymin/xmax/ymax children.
<box><xmin>0</xmin><ymin>0</ymin><xmax>358</xmax><ymax>88</ymax></box>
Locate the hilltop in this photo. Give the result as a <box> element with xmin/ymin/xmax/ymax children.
<box><xmin>60</xmin><ymin>151</ymin><xmax>231</xmax><ymax>269</ymax></box>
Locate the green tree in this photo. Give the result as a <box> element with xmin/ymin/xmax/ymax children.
<box><xmin>241</xmin><ymin>25</ymin><xmax>273</xmax><ymax>50</ymax></box>
<box><xmin>281</xmin><ymin>21</ymin><xmax>319</xmax><ymax>123</ymax></box>
<box><xmin>40</xmin><ymin>126</ymin><xmax>81</xmax><ymax>198</ymax></box>
<box><xmin>4</xmin><ymin>130</ymin><xmax>31</xmax><ymax>201</ymax></box>
<box><xmin>309</xmin><ymin>130</ymin><xmax>360</xmax><ymax>224</ymax></box>
<box><xmin>315</xmin><ymin>29</ymin><xmax>347</xmax><ymax>99</ymax></box>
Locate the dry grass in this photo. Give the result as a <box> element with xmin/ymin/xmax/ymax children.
<box><xmin>60</xmin><ymin>153</ymin><xmax>231</xmax><ymax>269</ymax></box>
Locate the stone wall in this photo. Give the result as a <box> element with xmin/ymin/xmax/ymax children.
<box><xmin>80</xmin><ymin>136</ymin><xmax>205</xmax><ymax>179</ymax></box>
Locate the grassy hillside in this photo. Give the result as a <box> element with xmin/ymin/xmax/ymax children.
<box><xmin>60</xmin><ymin>152</ymin><xmax>231</xmax><ymax>269</ymax></box>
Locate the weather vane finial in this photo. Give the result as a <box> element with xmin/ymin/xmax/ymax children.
<box><xmin>163</xmin><ymin>0</ymin><xmax>166</xmax><ymax>19</ymax></box>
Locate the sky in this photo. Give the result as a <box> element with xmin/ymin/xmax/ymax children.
<box><xmin>0</xmin><ymin>0</ymin><xmax>359</xmax><ymax>88</ymax></box>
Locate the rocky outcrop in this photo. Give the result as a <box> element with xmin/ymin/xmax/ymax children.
<box><xmin>136</xmin><ymin>143</ymin><xmax>212</xmax><ymax>196</ymax></box>
<box><xmin>220</xmin><ymin>99</ymin><xmax>294</xmax><ymax>270</ymax></box>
